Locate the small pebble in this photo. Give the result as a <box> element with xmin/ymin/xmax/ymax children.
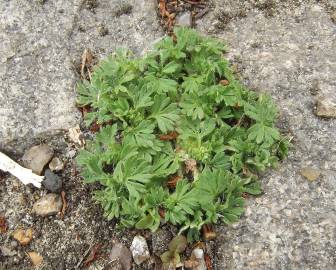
<box><xmin>301</xmin><ymin>167</ymin><xmax>321</xmax><ymax>181</ymax></box>
<box><xmin>43</xmin><ymin>169</ymin><xmax>62</xmax><ymax>192</ymax></box>
<box><xmin>315</xmin><ymin>98</ymin><xmax>336</xmax><ymax>118</ymax></box>
<box><xmin>32</xmin><ymin>193</ymin><xmax>62</xmax><ymax>216</ymax></box>
<box><xmin>49</xmin><ymin>157</ymin><xmax>64</xmax><ymax>172</ymax></box>
<box><xmin>66</xmin><ymin>149</ymin><xmax>76</xmax><ymax>159</ymax></box>
<box><xmin>22</xmin><ymin>144</ymin><xmax>54</xmax><ymax>175</ymax></box>
<box><xmin>176</xmin><ymin>12</ymin><xmax>192</xmax><ymax>27</ymax></box>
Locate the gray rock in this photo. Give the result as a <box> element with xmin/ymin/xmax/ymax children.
<box><xmin>130</xmin><ymin>235</ymin><xmax>150</xmax><ymax>265</ymax></box>
<box><xmin>32</xmin><ymin>193</ymin><xmax>62</xmax><ymax>216</ymax></box>
<box><xmin>48</xmin><ymin>157</ymin><xmax>64</xmax><ymax>172</ymax></box>
<box><xmin>176</xmin><ymin>12</ymin><xmax>192</xmax><ymax>27</ymax></box>
<box><xmin>109</xmin><ymin>242</ymin><xmax>132</xmax><ymax>270</ymax></box>
<box><xmin>22</xmin><ymin>144</ymin><xmax>54</xmax><ymax>175</ymax></box>
<box><xmin>315</xmin><ymin>98</ymin><xmax>336</xmax><ymax>118</ymax></box>
<box><xmin>43</xmin><ymin>169</ymin><xmax>62</xmax><ymax>192</ymax></box>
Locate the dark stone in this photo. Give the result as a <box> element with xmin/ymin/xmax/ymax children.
<box><xmin>43</xmin><ymin>169</ymin><xmax>62</xmax><ymax>192</ymax></box>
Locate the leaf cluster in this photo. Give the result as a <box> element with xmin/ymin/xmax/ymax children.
<box><xmin>77</xmin><ymin>27</ymin><xmax>289</xmax><ymax>241</ymax></box>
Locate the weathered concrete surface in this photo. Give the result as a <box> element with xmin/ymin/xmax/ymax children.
<box><xmin>0</xmin><ymin>1</ymin><xmax>79</xmax><ymax>153</ymax></box>
<box><xmin>198</xmin><ymin>1</ymin><xmax>336</xmax><ymax>269</ymax></box>
<box><xmin>0</xmin><ymin>0</ymin><xmax>162</xmax><ymax>154</ymax></box>
<box><xmin>1</xmin><ymin>0</ymin><xmax>336</xmax><ymax>269</ymax></box>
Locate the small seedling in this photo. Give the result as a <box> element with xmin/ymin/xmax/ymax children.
<box><xmin>160</xmin><ymin>235</ymin><xmax>187</xmax><ymax>270</ymax></box>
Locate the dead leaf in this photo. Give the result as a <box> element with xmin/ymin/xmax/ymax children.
<box><xmin>84</xmin><ymin>243</ymin><xmax>102</xmax><ymax>267</ymax></box>
<box><xmin>167</xmin><ymin>175</ymin><xmax>181</xmax><ymax>188</ymax></box>
<box><xmin>90</xmin><ymin>122</ymin><xmax>101</xmax><ymax>132</ymax></box>
<box><xmin>28</xmin><ymin>251</ymin><xmax>43</xmax><ymax>266</ymax></box>
<box><xmin>204</xmin><ymin>253</ymin><xmax>212</xmax><ymax>270</ymax></box>
<box><xmin>81</xmin><ymin>48</ymin><xmax>94</xmax><ymax>80</ymax></box>
<box><xmin>202</xmin><ymin>224</ymin><xmax>217</xmax><ymax>241</ymax></box>
<box><xmin>192</xmin><ymin>241</ymin><xmax>206</xmax><ymax>250</ymax></box>
<box><xmin>158</xmin><ymin>0</ymin><xmax>176</xmax><ymax>33</ymax></box>
<box><xmin>68</xmin><ymin>125</ymin><xmax>85</xmax><ymax>146</ymax></box>
<box><xmin>0</xmin><ymin>215</ymin><xmax>7</xmax><ymax>233</ymax></box>
<box><xmin>185</xmin><ymin>159</ymin><xmax>198</xmax><ymax>175</ymax></box>
<box><xmin>158</xmin><ymin>208</ymin><xmax>165</xmax><ymax>218</ymax></box>
<box><xmin>159</xmin><ymin>131</ymin><xmax>178</xmax><ymax>141</ymax></box>
<box><xmin>153</xmin><ymin>255</ymin><xmax>164</xmax><ymax>270</ymax></box>
<box><xmin>60</xmin><ymin>191</ymin><xmax>67</xmax><ymax>219</ymax></box>
<box><xmin>13</xmin><ymin>228</ymin><xmax>33</xmax><ymax>246</ymax></box>
<box><xmin>301</xmin><ymin>167</ymin><xmax>321</xmax><ymax>181</ymax></box>
<box><xmin>219</xmin><ymin>79</ymin><xmax>229</xmax><ymax>86</ymax></box>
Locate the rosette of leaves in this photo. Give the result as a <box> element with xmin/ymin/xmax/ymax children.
<box><xmin>76</xmin><ymin>27</ymin><xmax>289</xmax><ymax>241</ymax></box>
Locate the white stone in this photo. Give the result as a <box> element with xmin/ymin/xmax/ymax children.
<box><xmin>191</xmin><ymin>248</ymin><xmax>207</xmax><ymax>270</ymax></box>
<box><xmin>130</xmin><ymin>235</ymin><xmax>150</xmax><ymax>265</ymax></box>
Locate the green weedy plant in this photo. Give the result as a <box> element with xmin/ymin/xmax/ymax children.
<box><xmin>76</xmin><ymin>27</ymin><xmax>289</xmax><ymax>241</ymax></box>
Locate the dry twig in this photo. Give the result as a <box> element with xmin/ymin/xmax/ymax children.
<box><xmin>0</xmin><ymin>152</ymin><xmax>43</xmax><ymax>188</ymax></box>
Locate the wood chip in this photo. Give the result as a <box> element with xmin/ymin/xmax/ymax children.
<box><xmin>28</xmin><ymin>251</ymin><xmax>43</xmax><ymax>266</ymax></box>
<box><xmin>0</xmin><ymin>215</ymin><xmax>7</xmax><ymax>233</ymax></box>
<box><xmin>13</xmin><ymin>228</ymin><xmax>34</xmax><ymax>246</ymax></box>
